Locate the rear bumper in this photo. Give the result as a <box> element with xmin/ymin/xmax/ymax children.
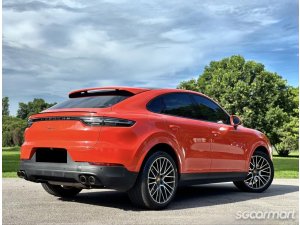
<box><xmin>18</xmin><ymin>154</ymin><xmax>138</xmax><ymax>191</ymax></box>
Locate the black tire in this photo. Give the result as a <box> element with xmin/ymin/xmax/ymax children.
<box><xmin>41</xmin><ymin>183</ymin><xmax>82</xmax><ymax>198</ymax></box>
<box><xmin>234</xmin><ymin>151</ymin><xmax>274</xmax><ymax>193</ymax></box>
<box><xmin>128</xmin><ymin>151</ymin><xmax>178</xmax><ymax>209</ymax></box>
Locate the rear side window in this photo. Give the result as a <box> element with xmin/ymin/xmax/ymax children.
<box><xmin>161</xmin><ymin>93</ymin><xmax>194</xmax><ymax>118</ymax></box>
<box><xmin>191</xmin><ymin>94</ymin><xmax>230</xmax><ymax>124</ymax></box>
<box><xmin>50</xmin><ymin>90</ymin><xmax>133</xmax><ymax>109</ymax></box>
<box><xmin>147</xmin><ymin>96</ymin><xmax>164</xmax><ymax>113</ymax></box>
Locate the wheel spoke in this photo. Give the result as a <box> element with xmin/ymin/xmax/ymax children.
<box><xmin>162</xmin><ymin>163</ymin><xmax>172</xmax><ymax>175</ymax></box>
<box><xmin>163</xmin><ymin>185</ymin><xmax>172</xmax><ymax>195</ymax></box>
<box><xmin>152</xmin><ymin>185</ymin><xmax>159</xmax><ymax>196</ymax></box>
<box><xmin>258</xmin><ymin>175</ymin><xmax>267</xmax><ymax>184</ymax></box>
<box><xmin>161</xmin><ymin>186</ymin><xmax>166</xmax><ymax>202</ymax></box>
<box><xmin>164</xmin><ymin>168</ymin><xmax>174</xmax><ymax>177</ymax></box>
<box><xmin>149</xmin><ymin>168</ymin><xmax>157</xmax><ymax>178</ymax></box>
<box><xmin>153</xmin><ymin>161</ymin><xmax>160</xmax><ymax>174</ymax></box>
<box><xmin>162</xmin><ymin>160</ymin><xmax>169</xmax><ymax>175</ymax></box>
<box><xmin>164</xmin><ymin>181</ymin><xmax>174</xmax><ymax>191</ymax></box>
<box><xmin>161</xmin><ymin>158</ymin><xmax>166</xmax><ymax>174</ymax></box>
<box><xmin>149</xmin><ymin>183</ymin><xmax>157</xmax><ymax>194</ymax></box>
<box><xmin>260</xmin><ymin>167</ymin><xmax>271</xmax><ymax>172</ymax></box>
<box><xmin>257</xmin><ymin>157</ymin><xmax>263</xmax><ymax>167</ymax></box>
<box><xmin>164</xmin><ymin>175</ymin><xmax>175</xmax><ymax>178</ymax></box>
<box><xmin>245</xmin><ymin>175</ymin><xmax>253</xmax><ymax>182</ymax></box>
<box><xmin>164</xmin><ymin>180</ymin><xmax>175</xmax><ymax>184</ymax></box>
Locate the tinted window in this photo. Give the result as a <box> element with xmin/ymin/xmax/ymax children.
<box><xmin>147</xmin><ymin>97</ymin><xmax>164</xmax><ymax>113</ymax></box>
<box><xmin>161</xmin><ymin>93</ymin><xmax>194</xmax><ymax>118</ymax></box>
<box><xmin>50</xmin><ymin>95</ymin><xmax>130</xmax><ymax>109</ymax></box>
<box><xmin>191</xmin><ymin>94</ymin><xmax>230</xmax><ymax>124</ymax></box>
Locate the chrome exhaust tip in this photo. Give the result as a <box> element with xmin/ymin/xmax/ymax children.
<box><xmin>17</xmin><ymin>170</ymin><xmax>26</xmax><ymax>179</ymax></box>
<box><xmin>79</xmin><ymin>175</ymin><xmax>87</xmax><ymax>184</ymax></box>
<box><xmin>88</xmin><ymin>176</ymin><xmax>96</xmax><ymax>185</ymax></box>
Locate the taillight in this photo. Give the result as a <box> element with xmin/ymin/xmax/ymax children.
<box><xmin>80</xmin><ymin>117</ymin><xmax>135</xmax><ymax>127</ymax></box>
<box><xmin>26</xmin><ymin>116</ymin><xmax>135</xmax><ymax>127</ymax></box>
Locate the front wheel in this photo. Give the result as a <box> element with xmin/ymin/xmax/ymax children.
<box><xmin>41</xmin><ymin>183</ymin><xmax>82</xmax><ymax>198</ymax></box>
<box><xmin>234</xmin><ymin>151</ymin><xmax>274</xmax><ymax>192</ymax></box>
<box><xmin>128</xmin><ymin>151</ymin><xmax>178</xmax><ymax>209</ymax></box>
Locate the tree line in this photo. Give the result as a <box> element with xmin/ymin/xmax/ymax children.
<box><xmin>2</xmin><ymin>98</ymin><xmax>56</xmax><ymax>146</ymax></box>
<box><xmin>2</xmin><ymin>55</ymin><xmax>299</xmax><ymax>156</ymax></box>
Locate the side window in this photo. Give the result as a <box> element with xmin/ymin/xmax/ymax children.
<box><xmin>147</xmin><ymin>96</ymin><xmax>164</xmax><ymax>113</ymax></box>
<box><xmin>191</xmin><ymin>94</ymin><xmax>230</xmax><ymax>124</ymax></box>
<box><xmin>161</xmin><ymin>93</ymin><xmax>194</xmax><ymax>118</ymax></box>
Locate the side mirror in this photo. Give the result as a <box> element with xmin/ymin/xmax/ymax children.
<box><xmin>230</xmin><ymin>115</ymin><xmax>241</xmax><ymax>127</ymax></box>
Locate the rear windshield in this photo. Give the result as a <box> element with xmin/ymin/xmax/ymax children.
<box><xmin>50</xmin><ymin>90</ymin><xmax>133</xmax><ymax>109</ymax></box>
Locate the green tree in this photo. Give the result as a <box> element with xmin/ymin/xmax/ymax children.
<box><xmin>2</xmin><ymin>97</ymin><xmax>9</xmax><ymax>116</ymax></box>
<box><xmin>274</xmin><ymin>87</ymin><xmax>299</xmax><ymax>156</ymax></box>
<box><xmin>17</xmin><ymin>98</ymin><xmax>56</xmax><ymax>119</ymax></box>
<box><xmin>275</xmin><ymin>116</ymin><xmax>299</xmax><ymax>156</ymax></box>
<box><xmin>2</xmin><ymin>116</ymin><xmax>27</xmax><ymax>147</ymax></box>
<box><xmin>178</xmin><ymin>55</ymin><xmax>298</xmax><ymax>155</ymax></box>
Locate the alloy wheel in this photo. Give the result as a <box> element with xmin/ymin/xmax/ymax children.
<box><xmin>244</xmin><ymin>155</ymin><xmax>272</xmax><ymax>189</ymax></box>
<box><xmin>147</xmin><ymin>157</ymin><xmax>176</xmax><ymax>204</ymax></box>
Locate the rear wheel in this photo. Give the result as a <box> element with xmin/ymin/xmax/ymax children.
<box><xmin>234</xmin><ymin>151</ymin><xmax>274</xmax><ymax>192</ymax></box>
<box><xmin>41</xmin><ymin>183</ymin><xmax>82</xmax><ymax>198</ymax></box>
<box><xmin>128</xmin><ymin>151</ymin><xmax>178</xmax><ymax>209</ymax></box>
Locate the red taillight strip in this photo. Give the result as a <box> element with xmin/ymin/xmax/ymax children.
<box><xmin>28</xmin><ymin>116</ymin><xmax>135</xmax><ymax>127</ymax></box>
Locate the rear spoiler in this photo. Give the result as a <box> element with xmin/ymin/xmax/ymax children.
<box><xmin>68</xmin><ymin>86</ymin><xmax>151</xmax><ymax>98</ymax></box>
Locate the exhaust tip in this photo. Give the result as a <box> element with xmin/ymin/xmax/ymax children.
<box><xmin>17</xmin><ymin>170</ymin><xmax>26</xmax><ymax>179</ymax></box>
<box><xmin>88</xmin><ymin>176</ymin><xmax>96</xmax><ymax>185</ymax></box>
<box><xmin>79</xmin><ymin>175</ymin><xmax>87</xmax><ymax>184</ymax></box>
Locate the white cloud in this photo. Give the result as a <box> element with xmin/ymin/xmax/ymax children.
<box><xmin>3</xmin><ymin>0</ymin><xmax>298</xmax><ymax>114</ymax></box>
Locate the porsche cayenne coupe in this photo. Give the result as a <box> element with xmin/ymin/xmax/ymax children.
<box><xmin>18</xmin><ymin>87</ymin><xmax>274</xmax><ymax>209</ymax></box>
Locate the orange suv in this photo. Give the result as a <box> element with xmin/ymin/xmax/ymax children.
<box><xmin>18</xmin><ymin>87</ymin><xmax>274</xmax><ymax>209</ymax></box>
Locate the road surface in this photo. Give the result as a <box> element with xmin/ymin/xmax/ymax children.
<box><xmin>3</xmin><ymin>178</ymin><xmax>298</xmax><ymax>225</ymax></box>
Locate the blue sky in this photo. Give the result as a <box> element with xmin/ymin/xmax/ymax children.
<box><xmin>3</xmin><ymin>0</ymin><xmax>299</xmax><ymax>115</ymax></box>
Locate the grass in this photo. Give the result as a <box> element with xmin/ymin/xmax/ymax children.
<box><xmin>3</xmin><ymin>147</ymin><xmax>20</xmax><ymax>178</ymax></box>
<box><xmin>2</xmin><ymin>147</ymin><xmax>299</xmax><ymax>179</ymax></box>
<box><xmin>273</xmin><ymin>157</ymin><xmax>299</xmax><ymax>178</ymax></box>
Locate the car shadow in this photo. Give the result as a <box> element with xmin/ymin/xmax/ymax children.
<box><xmin>58</xmin><ymin>183</ymin><xmax>299</xmax><ymax>211</ymax></box>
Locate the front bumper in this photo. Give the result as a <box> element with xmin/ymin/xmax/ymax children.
<box><xmin>18</xmin><ymin>154</ymin><xmax>138</xmax><ymax>192</ymax></box>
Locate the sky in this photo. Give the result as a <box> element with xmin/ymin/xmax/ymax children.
<box><xmin>3</xmin><ymin>0</ymin><xmax>299</xmax><ymax>115</ymax></box>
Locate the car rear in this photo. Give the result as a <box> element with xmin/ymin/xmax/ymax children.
<box><xmin>18</xmin><ymin>87</ymin><xmax>150</xmax><ymax>191</ymax></box>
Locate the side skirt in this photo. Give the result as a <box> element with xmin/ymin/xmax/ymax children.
<box><xmin>179</xmin><ymin>172</ymin><xmax>247</xmax><ymax>186</ymax></box>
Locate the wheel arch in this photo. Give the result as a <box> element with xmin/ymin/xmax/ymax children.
<box><xmin>254</xmin><ymin>146</ymin><xmax>270</xmax><ymax>157</ymax></box>
<box><xmin>246</xmin><ymin>141</ymin><xmax>272</xmax><ymax>170</ymax></box>
<box><xmin>131</xmin><ymin>134</ymin><xmax>184</xmax><ymax>175</ymax></box>
<box><xmin>140</xmin><ymin>143</ymin><xmax>181</xmax><ymax>177</ymax></box>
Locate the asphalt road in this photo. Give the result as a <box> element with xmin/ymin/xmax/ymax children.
<box><xmin>3</xmin><ymin>178</ymin><xmax>299</xmax><ymax>225</ymax></box>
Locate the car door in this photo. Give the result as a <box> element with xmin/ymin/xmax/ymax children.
<box><xmin>159</xmin><ymin>93</ymin><xmax>212</xmax><ymax>173</ymax></box>
<box><xmin>209</xmin><ymin>122</ymin><xmax>247</xmax><ymax>172</ymax></box>
<box><xmin>190</xmin><ymin>94</ymin><xmax>247</xmax><ymax>172</ymax></box>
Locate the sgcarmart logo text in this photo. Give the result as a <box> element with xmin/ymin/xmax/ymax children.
<box><xmin>236</xmin><ymin>210</ymin><xmax>296</xmax><ymax>220</ymax></box>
